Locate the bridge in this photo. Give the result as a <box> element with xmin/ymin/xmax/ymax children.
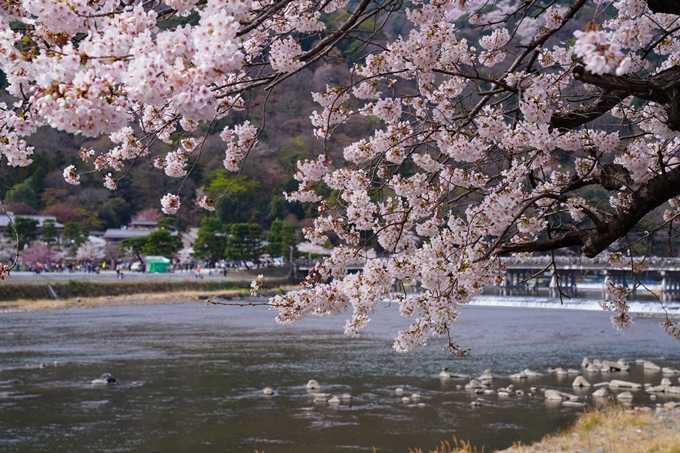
<box><xmin>501</xmin><ymin>256</ymin><xmax>680</xmax><ymax>300</ymax></box>
<box><xmin>292</xmin><ymin>256</ymin><xmax>680</xmax><ymax>301</ymax></box>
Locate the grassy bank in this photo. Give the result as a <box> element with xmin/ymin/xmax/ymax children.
<box><xmin>0</xmin><ymin>289</ymin><xmax>252</xmax><ymax>312</ymax></box>
<box><xmin>411</xmin><ymin>403</ymin><xmax>680</xmax><ymax>453</ymax></box>
<box><xmin>0</xmin><ymin>275</ymin><xmax>292</xmax><ymax>301</ymax></box>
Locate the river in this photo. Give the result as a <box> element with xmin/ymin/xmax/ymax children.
<box><xmin>1</xmin><ymin>297</ymin><xmax>679</xmax><ymax>452</ymax></box>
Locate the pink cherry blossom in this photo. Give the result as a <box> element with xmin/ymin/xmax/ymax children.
<box><xmin>160</xmin><ymin>193</ymin><xmax>181</xmax><ymax>215</ymax></box>
<box><xmin>63</xmin><ymin>165</ymin><xmax>80</xmax><ymax>185</ymax></box>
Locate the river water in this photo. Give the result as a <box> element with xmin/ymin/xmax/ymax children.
<box><xmin>1</xmin><ymin>297</ymin><xmax>680</xmax><ymax>453</ymax></box>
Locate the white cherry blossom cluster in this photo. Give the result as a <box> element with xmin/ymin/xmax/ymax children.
<box><xmin>284</xmin><ymin>154</ymin><xmax>333</xmax><ymax>203</ymax></box>
<box><xmin>600</xmin><ymin>278</ymin><xmax>634</xmax><ymax>331</ymax></box>
<box><xmin>543</xmin><ymin>6</ymin><xmax>566</xmax><ymax>31</ymax></box>
<box><xmin>663</xmin><ymin>197</ymin><xmax>680</xmax><ymax>222</ymax></box>
<box><xmin>267</xmin><ymin>0</ymin><xmax>680</xmax><ymax>350</ymax></box>
<box><xmin>269</xmin><ymin>37</ymin><xmax>305</xmax><ymax>73</ymax></box>
<box><xmin>250</xmin><ymin>274</ymin><xmax>264</xmax><ymax>296</ymax></box>
<box><xmin>220</xmin><ymin>121</ymin><xmax>258</xmax><ymax>173</ymax></box>
<box><xmin>573</xmin><ymin>29</ymin><xmax>626</xmax><ymax>75</ymax></box>
<box><xmin>160</xmin><ymin>193</ymin><xmax>181</xmax><ymax>215</ymax></box>
<box><xmin>0</xmin><ymin>130</ymin><xmax>34</xmax><ymax>167</ymax></box>
<box><xmin>0</xmin><ymin>264</ymin><xmax>10</xmax><ymax>281</ymax></box>
<box><xmin>63</xmin><ymin>165</ymin><xmax>80</xmax><ymax>185</ymax></box>
<box><xmin>310</xmin><ymin>86</ymin><xmax>353</xmax><ymax>139</ymax></box>
<box><xmin>197</xmin><ymin>196</ymin><xmax>216</xmax><ymax>212</ymax></box>
<box><xmin>103</xmin><ymin>173</ymin><xmax>118</xmax><ymax>190</ymax></box>
<box><xmin>660</xmin><ymin>319</ymin><xmax>680</xmax><ymax>341</ymax></box>
<box><xmin>31</xmin><ymin>70</ymin><xmax>131</xmax><ymax>137</ymax></box>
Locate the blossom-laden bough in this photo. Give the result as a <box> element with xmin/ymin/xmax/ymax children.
<box><xmin>2</xmin><ymin>0</ymin><xmax>680</xmax><ymax>352</ymax></box>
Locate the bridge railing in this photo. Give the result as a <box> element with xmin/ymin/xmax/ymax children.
<box><xmin>294</xmin><ymin>256</ymin><xmax>680</xmax><ymax>271</ymax></box>
<box><xmin>500</xmin><ymin>256</ymin><xmax>680</xmax><ymax>268</ymax></box>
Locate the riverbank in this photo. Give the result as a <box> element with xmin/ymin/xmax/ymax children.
<box><xmin>499</xmin><ymin>403</ymin><xmax>680</xmax><ymax>453</ymax></box>
<box><xmin>0</xmin><ymin>278</ymin><xmax>296</xmax><ymax>312</ymax></box>
<box><xmin>0</xmin><ymin>269</ymin><xmax>293</xmax><ymax>303</ymax></box>
<box><xmin>414</xmin><ymin>403</ymin><xmax>680</xmax><ymax>453</ymax></box>
<box><xmin>0</xmin><ymin>289</ymin><xmax>243</xmax><ymax>312</ymax></box>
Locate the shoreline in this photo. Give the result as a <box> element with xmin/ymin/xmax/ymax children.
<box><xmin>0</xmin><ymin>287</ymin><xmax>300</xmax><ymax>313</ymax></box>
<box><xmin>3</xmin><ymin>288</ymin><xmax>679</xmax><ymax>318</ymax></box>
<box><xmin>494</xmin><ymin>403</ymin><xmax>680</xmax><ymax>453</ymax></box>
<box><xmin>413</xmin><ymin>403</ymin><xmax>680</xmax><ymax>453</ymax></box>
<box><xmin>0</xmin><ymin>272</ymin><xmax>293</xmax><ymax>303</ymax></box>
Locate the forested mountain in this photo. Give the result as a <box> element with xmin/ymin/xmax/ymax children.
<box><xmin>0</xmin><ymin>5</ymin><xmax>408</xmax><ymax>231</ymax></box>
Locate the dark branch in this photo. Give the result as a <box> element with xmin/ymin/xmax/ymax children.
<box><xmin>591</xmin><ymin>163</ymin><xmax>638</xmax><ymax>192</ymax></box>
<box><xmin>550</xmin><ymin>90</ymin><xmax>628</xmax><ymax>130</ymax></box>
<box><xmin>498</xmin><ymin>165</ymin><xmax>680</xmax><ymax>257</ymax></box>
<box><xmin>496</xmin><ymin>231</ymin><xmax>585</xmax><ymax>255</ymax></box>
<box><xmin>647</xmin><ymin>0</ymin><xmax>680</xmax><ymax>15</ymax></box>
<box><xmin>573</xmin><ymin>65</ymin><xmax>680</xmax><ymax>130</ymax></box>
<box><xmin>573</xmin><ymin>65</ymin><xmax>680</xmax><ymax>104</ymax></box>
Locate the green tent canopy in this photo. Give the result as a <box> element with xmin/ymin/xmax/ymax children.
<box><xmin>145</xmin><ymin>256</ymin><xmax>171</xmax><ymax>273</ymax></box>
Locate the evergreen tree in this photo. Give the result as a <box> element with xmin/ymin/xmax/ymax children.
<box><xmin>29</xmin><ymin>166</ymin><xmax>45</xmax><ymax>196</ymax></box>
<box><xmin>4</xmin><ymin>217</ymin><xmax>39</xmax><ymax>250</ymax></box>
<box><xmin>157</xmin><ymin>216</ymin><xmax>179</xmax><ymax>231</ymax></box>
<box><xmin>193</xmin><ymin>217</ymin><xmax>226</xmax><ymax>266</ymax></box>
<box><xmin>121</xmin><ymin>236</ymin><xmax>148</xmax><ymax>267</ymax></box>
<box><xmin>142</xmin><ymin>230</ymin><xmax>180</xmax><ymax>258</ymax></box>
<box><xmin>225</xmin><ymin>223</ymin><xmax>263</xmax><ymax>269</ymax></box>
<box><xmin>5</xmin><ymin>181</ymin><xmax>40</xmax><ymax>209</ymax></box>
<box><xmin>62</xmin><ymin>222</ymin><xmax>87</xmax><ymax>252</ymax></box>
<box><xmin>41</xmin><ymin>219</ymin><xmax>58</xmax><ymax>246</ymax></box>
<box><xmin>266</xmin><ymin>220</ymin><xmax>297</xmax><ymax>259</ymax></box>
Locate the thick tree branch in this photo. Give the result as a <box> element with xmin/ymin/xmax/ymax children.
<box><xmin>551</xmin><ymin>62</ymin><xmax>680</xmax><ymax>132</ymax></box>
<box><xmin>496</xmin><ymin>231</ymin><xmax>585</xmax><ymax>255</ymax></box>
<box><xmin>573</xmin><ymin>65</ymin><xmax>680</xmax><ymax>104</ymax></box>
<box><xmin>573</xmin><ymin>65</ymin><xmax>680</xmax><ymax>130</ymax></box>
<box><xmin>591</xmin><ymin>163</ymin><xmax>639</xmax><ymax>192</ymax></box>
<box><xmin>647</xmin><ymin>0</ymin><xmax>680</xmax><ymax>15</ymax></box>
<box><xmin>550</xmin><ymin>90</ymin><xmax>628</xmax><ymax>130</ymax></box>
<box><xmin>498</xmin><ymin>165</ymin><xmax>680</xmax><ymax>257</ymax></box>
<box><xmin>581</xmin><ymin>164</ymin><xmax>680</xmax><ymax>257</ymax></box>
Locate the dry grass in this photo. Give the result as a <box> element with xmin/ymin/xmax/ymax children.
<box><xmin>409</xmin><ymin>436</ymin><xmax>487</xmax><ymax>453</ymax></box>
<box><xmin>499</xmin><ymin>404</ymin><xmax>680</xmax><ymax>453</ymax></box>
<box><xmin>0</xmin><ymin>289</ymin><xmax>251</xmax><ymax>312</ymax></box>
<box><xmin>408</xmin><ymin>404</ymin><xmax>680</xmax><ymax>453</ymax></box>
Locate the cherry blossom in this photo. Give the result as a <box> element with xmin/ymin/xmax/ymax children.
<box><xmin>600</xmin><ymin>278</ymin><xmax>634</xmax><ymax>331</ymax></box>
<box><xmin>103</xmin><ymin>173</ymin><xmax>118</xmax><ymax>190</ymax></box>
<box><xmin>197</xmin><ymin>196</ymin><xmax>216</xmax><ymax>211</ymax></box>
<box><xmin>160</xmin><ymin>193</ymin><xmax>181</xmax><ymax>215</ymax></box>
<box><xmin>660</xmin><ymin>319</ymin><xmax>680</xmax><ymax>341</ymax></box>
<box><xmin>63</xmin><ymin>165</ymin><xmax>80</xmax><ymax>185</ymax></box>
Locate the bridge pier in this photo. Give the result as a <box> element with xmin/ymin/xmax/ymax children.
<box><xmin>502</xmin><ymin>268</ymin><xmax>538</xmax><ymax>296</ymax></box>
<box><xmin>661</xmin><ymin>270</ymin><xmax>680</xmax><ymax>302</ymax></box>
<box><xmin>548</xmin><ymin>270</ymin><xmax>577</xmax><ymax>298</ymax></box>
